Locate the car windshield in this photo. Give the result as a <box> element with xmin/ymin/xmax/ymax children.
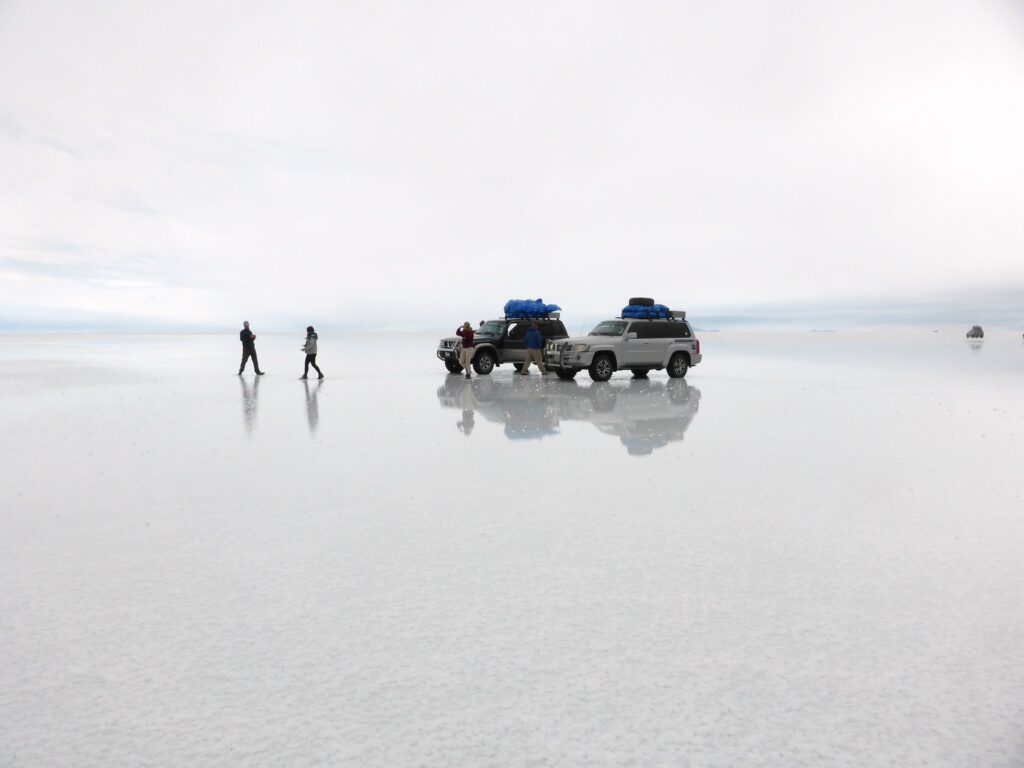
<box><xmin>477</xmin><ymin>321</ymin><xmax>504</xmax><ymax>336</ymax></box>
<box><xmin>589</xmin><ymin>321</ymin><xmax>627</xmax><ymax>337</ymax></box>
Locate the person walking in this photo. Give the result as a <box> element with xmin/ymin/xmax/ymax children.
<box><xmin>456</xmin><ymin>321</ymin><xmax>475</xmax><ymax>379</ymax></box>
<box><xmin>238</xmin><ymin>321</ymin><xmax>265</xmax><ymax>375</ymax></box>
<box><xmin>520</xmin><ymin>322</ymin><xmax>548</xmax><ymax>375</ymax></box>
<box><xmin>300</xmin><ymin>326</ymin><xmax>324</xmax><ymax>379</ymax></box>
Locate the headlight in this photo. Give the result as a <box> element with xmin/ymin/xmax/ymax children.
<box><xmin>574</xmin><ymin>343</ymin><xmax>590</xmax><ymax>352</ymax></box>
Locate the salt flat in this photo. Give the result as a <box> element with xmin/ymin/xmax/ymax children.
<box><xmin>1</xmin><ymin>330</ymin><xmax>1023</xmax><ymax>767</ymax></box>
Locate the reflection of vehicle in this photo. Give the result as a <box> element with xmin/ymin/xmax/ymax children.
<box><xmin>436</xmin><ymin>316</ymin><xmax>569</xmax><ymax>375</ymax></box>
<box><xmin>544</xmin><ymin>313</ymin><xmax>702</xmax><ymax>382</ymax></box>
<box><xmin>966</xmin><ymin>326</ymin><xmax>984</xmax><ymax>338</ymax></box>
<box><xmin>436</xmin><ymin>376</ymin><xmax>701</xmax><ymax>455</ymax></box>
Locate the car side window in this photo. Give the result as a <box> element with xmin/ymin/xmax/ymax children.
<box><xmin>551</xmin><ymin>322</ymin><xmax>567</xmax><ymax>337</ymax></box>
<box><xmin>506</xmin><ymin>322</ymin><xmax>527</xmax><ymax>341</ymax></box>
<box><xmin>631</xmin><ymin>322</ymin><xmax>654</xmax><ymax>339</ymax></box>
<box><xmin>650</xmin><ymin>322</ymin><xmax>689</xmax><ymax>338</ymax></box>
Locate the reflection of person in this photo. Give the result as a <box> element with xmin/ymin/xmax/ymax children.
<box><xmin>456</xmin><ymin>322</ymin><xmax>475</xmax><ymax>379</ymax></box>
<box><xmin>300</xmin><ymin>326</ymin><xmax>324</xmax><ymax>379</ymax></box>
<box><xmin>240</xmin><ymin>373</ymin><xmax>260</xmax><ymax>434</ymax></box>
<box><xmin>304</xmin><ymin>378</ymin><xmax>322</xmax><ymax>432</ymax></box>
<box><xmin>238</xmin><ymin>321</ymin><xmax>265</xmax><ymax>375</ymax></box>
<box><xmin>520</xmin><ymin>322</ymin><xmax>548</xmax><ymax>375</ymax></box>
<box><xmin>457</xmin><ymin>380</ymin><xmax>475</xmax><ymax>435</ymax></box>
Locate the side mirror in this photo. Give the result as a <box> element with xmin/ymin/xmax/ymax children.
<box><xmin>627</xmin><ymin>332</ymin><xmax>638</xmax><ymax>340</ymax></box>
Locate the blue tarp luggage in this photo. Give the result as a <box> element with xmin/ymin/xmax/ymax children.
<box><xmin>621</xmin><ymin>303</ymin><xmax>670</xmax><ymax>319</ymax></box>
<box><xmin>504</xmin><ymin>298</ymin><xmax>561</xmax><ymax>318</ymax></box>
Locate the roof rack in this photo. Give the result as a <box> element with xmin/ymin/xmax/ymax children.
<box><xmin>616</xmin><ymin>311</ymin><xmax>687</xmax><ymax>320</ymax></box>
<box><xmin>504</xmin><ymin>312</ymin><xmax>560</xmax><ymax>320</ymax></box>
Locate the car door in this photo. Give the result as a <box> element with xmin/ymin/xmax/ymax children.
<box><xmin>645</xmin><ymin>322</ymin><xmax>675</xmax><ymax>366</ymax></box>
<box><xmin>503</xmin><ymin>321</ymin><xmax>529</xmax><ymax>363</ymax></box>
<box><xmin>621</xmin><ymin>321</ymin><xmax>652</xmax><ymax>365</ymax></box>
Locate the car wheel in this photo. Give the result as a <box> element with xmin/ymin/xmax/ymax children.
<box><xmin>556</xmin><ymin>370</ymin><xmax>578</xmax><ymax>381</ymax></box>
<box><xmin>667</xmin><ymin>353</ymin><xmax>689</xmax><ymax>378</ymax></box>
<box><xmin>628</xmin><ymin>297</ymin><xmax>655</xmax><ymax>306</ymax></box>
<box><xmin>588</xmin><ymin>354</ymin><xmax>615</xmax><ymax>382</ymax></box>
<box><xmin>472</xmin><ymin>350</ymin><xmax>496</xmax><ymax>376</ymax></box>
<box><xmin>632</xmin><ymin>369</ymin><xmax>650</xmax><ymax>378</ymax></box>
<box><xmin>444</xmin><ymin>359</ymin><xmax>463</xmax><ymax>374</ymax></box>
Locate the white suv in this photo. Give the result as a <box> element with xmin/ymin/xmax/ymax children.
<box><xmin>544</xmin><ymin>313</ymin><xmax>701</xmax><ymax>381</ymax></box>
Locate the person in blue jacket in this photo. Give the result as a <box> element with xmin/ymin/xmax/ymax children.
<box><xmin>519</xmin><ymin>322</ymin><xmax>548</xmax><ymax>375</ymax></box>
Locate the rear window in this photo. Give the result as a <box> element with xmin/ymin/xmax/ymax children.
<box><xmin>547</xmin><ymin>321</ymin><xmax>568</xmax><ymax>337</ymax></box>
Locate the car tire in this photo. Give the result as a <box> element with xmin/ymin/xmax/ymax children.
<box><xmin>444</xmin><ymin>359</ymin><xmax>463</xmax><ymax>374</ymax></box>
<box><xmin>632</xmin><ymin>369</ymin><xmax>650</xmax><ymax>378</ymax></box>
<box><xmin>472</xmin><ymin>349</ymin><xmax>496</xmax><ymax>376</ymax></box>
<box><xmin>667</xmin><ymin>353</ymin><xmax>689</xmax><ymax>378</ymax></box>
<box><xmin>588</xmin><ymin>354</ymin><xmax>615</xmax><ymax>382</ymax></box>
<box><xmin>556</xmin><ymin>370</ymin><xmax>578</xmax><ymax>380</ymax></box>
<box><xmin>628</xmin><ymin>297</ymin><xmax>655</xmax><ymax>306</ymax></box>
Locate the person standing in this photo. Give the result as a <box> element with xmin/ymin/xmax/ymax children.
<box><xmin>456</xmin><ymin>321</ymin><xmax>475</xmax><ymax>379</ymax></box>
<box><xmin>520</xmin><ymin>322</ymin><xmax>548</xmax><ymax>375</ymax></box>
<box><xmin>238</xmin><ymin>321</ymin><xmax>265</xmax><ymax>375</ymax></box>
<box><xmin>300</xmin><ymin>326</ymin><xmax>324</xmax><ymax>379</ymax></box>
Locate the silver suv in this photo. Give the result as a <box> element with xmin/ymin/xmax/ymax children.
<box><xmin>544</xmin><ymin>312</ymin><xmax>701</xmax><ymax>381</ymax></box>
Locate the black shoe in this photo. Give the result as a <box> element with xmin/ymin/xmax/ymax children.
<box><xmin>256</xmin><ymin>371</ymin><xmax>265</xmax><ymax>375</ymax></box>
<box><xmin>237</xmin><ymin>371</ymin><xmax>243</xmax><ymax>376</ymax></box>
<box><xmin>318</xmin><ymin>375</ymin><xmax>324</xmax><ymax>379</ymax></box>
<box><xmin>465</xmin><ymin>374</ymin><xmax>471</xmax><ymax>379</ymax></box>
<box><xmin>300</xmin><ymin>375</ymin><xmax>307</xmax><ymax>379</ymax></box>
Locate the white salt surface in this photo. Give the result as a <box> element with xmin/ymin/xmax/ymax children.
<box><xmin>1</xmin><ymin>330</ymin><xmax>1023</xmax><ymax>767</ymax></box>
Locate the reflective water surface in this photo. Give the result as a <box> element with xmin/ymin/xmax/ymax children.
<box><xmin>2</xmin><ymin>330</ymin><xmax>1023</xmax><ymax>767</ymax></box>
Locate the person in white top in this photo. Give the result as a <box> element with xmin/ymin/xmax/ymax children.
<box><xmin>301</xmin><ymin>326</ymin><xmax>324</xmax><ymax>379</ymax></box>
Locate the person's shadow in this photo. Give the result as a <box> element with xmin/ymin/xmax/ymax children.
<box><xmin>304</xmin><ymin>378</ymin><xmax>323</xmax><ymax>433</ymax></box>
<box><xmin>240</xmin><ymin>374</ymin><xmax>260</xmax><ymax>435</ymax></box>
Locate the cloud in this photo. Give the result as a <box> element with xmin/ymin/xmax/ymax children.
<box><xmin>1</xmin><ymin>1</ymin><xmax>1023</xmax><ymax>330</ymax></box>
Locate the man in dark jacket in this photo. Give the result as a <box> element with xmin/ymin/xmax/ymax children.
<box><xmin>520</xmin><ymin>322</ymin><xmax>548</xmax><ymax>375</ymax></box>
<box><xmin>238</xmin><ymin>321</ymin><xmax>265</xmax><ymax>375</ymax></box>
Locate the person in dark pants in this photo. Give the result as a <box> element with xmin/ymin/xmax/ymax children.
<box><xmin>238</xmin><ymin>321</ymin><xmax>265</xmax><ymax>375</ymax></box>
<box><xmin>520</xmin><ymin>322</ymin><xmax>548</xmax><ymax>374</ymax></box>
<box><xmin>301</xmin><ymin>325</ymin><xmax>324</xmax><ymax>379</ymax></box>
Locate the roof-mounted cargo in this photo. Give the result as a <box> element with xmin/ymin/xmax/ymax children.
<box><xmin>503</xmin><ymin>298</ymin><xmax>562</xmax><ymax>319</ymax></box>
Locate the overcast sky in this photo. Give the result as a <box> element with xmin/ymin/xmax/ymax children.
<box><xmin>1</xmin><ymin>1</ymin><xmax>1022</xmax><ymax>331</ymax></box>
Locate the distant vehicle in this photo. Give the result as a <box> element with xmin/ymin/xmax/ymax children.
<box><xmin>966</xmin><ymin>326</ymin><xmax>984</xmax><ymax>339</ymax></box>
<box><xmin>436</xmin><ymin>315</ymin><xmax>569</xmax><ymax>375</ymax></box>
<box><xmin>544</xmin><ymin>302</ymin><xmax>702</xmax><ymax>381</ymax></box>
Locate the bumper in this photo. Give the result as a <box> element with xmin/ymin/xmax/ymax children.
<box><xmin>690</xmin><ymin>353</ymin><xmax>702</xmax><ymax>366</ymax></box>
<box><xmin>544</xmin><ymin>349</ymin><xmax>590</xmax><ymax>370</ymax></box>
<box><xmin>437</xmin><ymin>348</ymin><xmax>458</xmax><ymax>361</ymax></box>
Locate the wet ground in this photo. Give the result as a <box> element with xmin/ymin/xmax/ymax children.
<box><xmin>2</xmin><ymin>330</ymin><xmax>1023</xmax><ymax>767</ymax></box>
